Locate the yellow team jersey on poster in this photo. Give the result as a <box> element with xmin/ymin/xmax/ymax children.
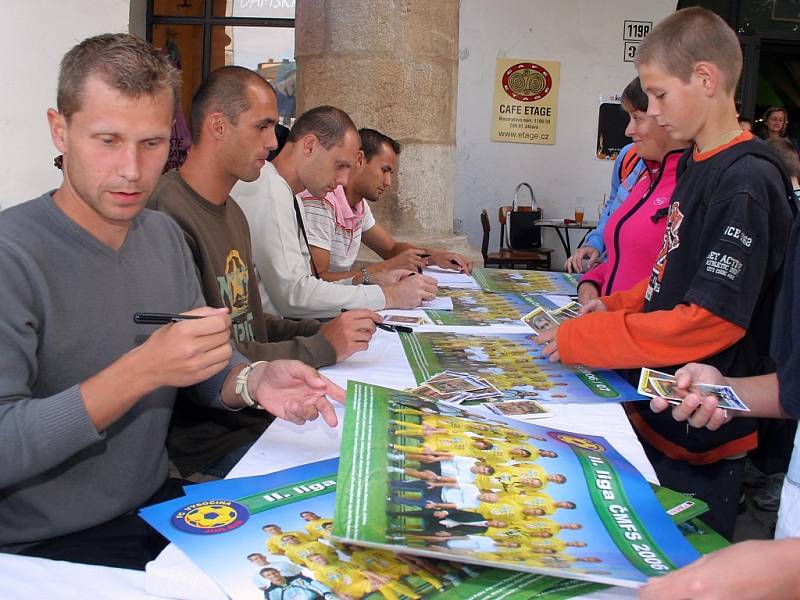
<box><xmin>476</xmin><ymin>462</ymin><xmax>548</xmax><ymax>491</ymax></box>
<box><xmin>304</xmin><ymin>518</ymin><xmax>333</xmax><ymax>539</ymax></box>
<box><xmin>477</xmin><ymin>501</ymin><xmax>524</xmax><ymax>521</ymax></box>
<box><xmin>421</xmin><ymin>414</ymin><xmax>470</xmax><ymax>432</ymax></box>
<box><xmin>309</xmin><ymin>562</ymin><xmax>373</xmax><ymax>597</ymax></box>
<box><xmin>349</xmin><ymin>548</ymin><xmax>409</xmax><ymax>577</ymax></box>
<box><xmin>504</xmin><ymin>491</ymin><xmax>557</xmax><ymax>515</ymax></box>
<box><xmin>284</xmin><ymin>540</ymin><xmax>337</xmax><ymax>568</ymax></box>
<box><xmin>519</xmin><ymin>517</ymin><xmax>563</xmax><ymax>537</ymax></box>
<box><xmin>425</xmin><ymin>433</ymin><xmax>473</xmax><ymax>453</ymax></box>
<box><xmin>529</xmin><ymin>537</ymin><xmax>569</xmax><ymax>553</ymax></box>
<box><xmin>266</xmin><ymin>531</ymin><xmax>312</xmax><ymax>554</ymax></box>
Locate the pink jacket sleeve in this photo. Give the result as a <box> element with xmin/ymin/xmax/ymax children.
<box><xmin>579</xmin><ymin>260</ymin><xmax>608</xmax><ymax>293</ymax></box>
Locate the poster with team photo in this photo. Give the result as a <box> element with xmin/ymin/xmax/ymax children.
<box><xmin>472</xmin><ymin>269</ymin><xmax>578</xmax><ymax>296</ymax></box>
<box><xmin>140</xmin><ymin>459</ymin><xmax>585</xmax><ymax>599</ymax></box>
<box><xmin>424</xmin><ymin>289</ymin><xmax>561</xmax><ymax>327</ymax></box>
<box><xmin>399</xmin><ymin>330</ymin><xmax>642</xmax><ymax>405</ymax></box>
<box><xmin>332</xmin><ymin>382</ymin><xmax>700</xmax><ymax>589</ymax></box>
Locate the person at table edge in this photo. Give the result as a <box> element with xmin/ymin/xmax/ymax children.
<box><xmin>0</xmin><ymin>33</ymin><xmax>342</xmax><ymax>569</ymax></box>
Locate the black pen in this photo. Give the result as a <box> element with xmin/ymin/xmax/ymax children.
<box><xmin>133</xmin><ymin>312</ymin><xmax>203</xmax><ymax>325</ymax></box>
<box><xmin>449</xmin><ymin>258</ymin><xmax>466</xmax><ymax>272</ymax></box>
<box><xmin>340</xmin><ymin>309</ymin><xmax>413</xmax><ymax>334</ymax></box>
<box><xmin>378</xmin><ymin>322</ymin><xmax>413</xmax><ymax>334</ymax></box>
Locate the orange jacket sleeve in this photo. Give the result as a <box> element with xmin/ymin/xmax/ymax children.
<box><xmin>557</xmin><ymin>303</ymin><xmax>745</xmax><ymax>369</ymax></box>
<box><xmin>599</xmin><ymin>276</ymin><xmax>649</xmax><ymax>313</ymax></box>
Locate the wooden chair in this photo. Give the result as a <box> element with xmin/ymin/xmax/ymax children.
<box><xmin>481</xmin><ymin>209</ymin><xmax>553</xmax><ymax>270</ymax></box>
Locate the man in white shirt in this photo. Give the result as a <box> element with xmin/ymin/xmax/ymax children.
<box><xmin>301</xmin><ymin>128</ymin><xmax>473</xmax><ymax>282</ymax></box>
<box><xmin>233</xmin><ymin>106</ymin><xmax>437</xmax><ymax>320</ymax></box>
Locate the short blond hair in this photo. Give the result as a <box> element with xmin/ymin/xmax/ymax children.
<box><xmin>636</xmin><ymin>7</ymin><xmax>742</xmax><ymax>94</ymax></box>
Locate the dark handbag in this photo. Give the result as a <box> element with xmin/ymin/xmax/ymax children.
<box><xmin>507</xmin><ymin>183</ymin><xmax>542</xmax><ymax>249</ymax></box>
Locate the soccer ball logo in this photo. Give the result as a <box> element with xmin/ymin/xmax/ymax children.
<box><xmin>551</xmin><ymin>432</ymin><xmax>606</xmax><ymax>452</ymax></box>
<box><xmin>172</xmin><ymin>500</ymin><xmax>250</xmax><ymax>534</ymax></box>
<box><xmin>186</xmin><ymin>504</ymin><xmax>238</xmax><ymax>528</ymax></box>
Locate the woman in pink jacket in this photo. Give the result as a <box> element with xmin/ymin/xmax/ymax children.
<box><xmin>577</xmin><ymin>78</ymin><xmax>688</xmax><ymax>304</ymax></box>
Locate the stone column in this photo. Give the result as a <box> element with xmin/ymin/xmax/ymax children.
<box><xmin>295</xmin><ymin>0</ymin><xmax>481</xmax><ymax>264</ymax></box>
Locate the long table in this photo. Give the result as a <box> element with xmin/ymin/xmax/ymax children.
<box><xmin>1</xmin><ymin>279</ymin><xmax>651</xmax><ymax>599</ymax></box>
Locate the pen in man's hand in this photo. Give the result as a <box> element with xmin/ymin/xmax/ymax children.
<box><xmin>340</xmin><ymin>309</ymin><xmax>413</xmax><ymax>334</ymax></box>
<box><xmin>449</xmin><ymin>259</ymin><xmax>465</xmax><ymax>272</ymax></box>
<box><xmin>133</xmin><ymin>312</ymin><xmax>204</xmax><ymax>325</ymax></box>
<box><xmin>418</xmin><ymin>253</ymin><xmax>430</xmax><ymax>274</ymax></box>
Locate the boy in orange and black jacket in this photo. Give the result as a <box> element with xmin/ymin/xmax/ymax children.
<box><xmin>537</xmin><ymin>7</ymin><xmax>797</xmax><ymax>539</ymax></box>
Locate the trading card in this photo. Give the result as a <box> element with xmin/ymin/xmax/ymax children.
<box><xmin>638</xmin><ymin>369</ymin><xmax>749</xmax><ymax>411</ymax></box>
<box><xmin>679</xmin><ymin>381</ymin><xmax>749</xmax><ymax>411</ymax></box>
<box><xmin>383</xmin><ymin>314</ymin><xmax>426</xmax><ymax>325</ymax></box>
<box><xmin>425</xmin><ymin>371</ymin><xmax>485</xmax><ymax>394</ymax></box>
<box><xmin>650</xmin><ymin>377</ymin><xmax>683</xmax><ymax>400</ymax></box>
<box><xmin>407</xmin><ymin>384</ymin><xmax>444</xmax><ymax>401</ymax></box>
<box><xmin>550</xmin><ymin>308</ymin><xmax>575</xmax><ymax>324</ymax></box>
<box><xmin>485</xmin><ymin>399</ymin><xmax>551</xmax><ymax>418</ymax></box>
<box><xmin>556</xmin><ymin>300</ymin><xmax>582</xmax><ymax>316</ymax></box>
<box><xmin>637</xmin><ymin>368</ymin><xmax>676</xmax><ymax>398</ymax></box>
<box><xmin>439</xmin><ymin>392</ymin><xmax>470</xmax><ymax>405</ymax></box>
<box><xmin>521</xmin><ymin>306</ymin><xmax>560</xmax><ymax>335</ymax></box>
<box><xmin>465</xmin><ymin>378</ymin><xmax>504</xmax><ymax>400</ymax></box>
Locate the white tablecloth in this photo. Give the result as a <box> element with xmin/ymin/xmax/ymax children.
<box><xmin>2</xmin><ymin>328</ymin><xmax>650</xmax><ymax>600</ymax></box>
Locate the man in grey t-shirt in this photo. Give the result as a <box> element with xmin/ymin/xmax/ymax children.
<box><xmin>0</xmin><ymin>33</ymin><xmax>342</xmax><ymax>570</ymax></box>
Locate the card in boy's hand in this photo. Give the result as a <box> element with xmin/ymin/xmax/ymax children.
<box><xmin>638</xmin><ymin>368</ymin><xmax>676</xmax><ymax>398</ymax></box>
<box><xmin>685</xmin><ymin>381</ymin><xmax>749</xmax><ymax>411</ymax></box>
<box><xmin>638</xmin><ymin>368</ymin><xmax>749</xmax><ymax>411</ymax></box>
<box><xmin>521</xmin><ymin>306</ymin><xmax>560</xmax><ymax>335</ymax></box>
<box><xmin>554</xmin><ymin>300</ymin><xmax>582</xmax><ymax>317</ymax></box>
<box><xmin>550</xmin><ymin>302</ymin><xmax>582</xmax><ymax>324</ymax></box>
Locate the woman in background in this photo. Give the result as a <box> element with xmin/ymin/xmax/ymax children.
<box><xmin>575</xmin><ymin>77</ymin><xmax>688</xmax><ymax>304</ymax></box>
<box><xmin>761</xmin><ymin>106</ymin><xmax>799</xmax><ymax>156</ymax></box>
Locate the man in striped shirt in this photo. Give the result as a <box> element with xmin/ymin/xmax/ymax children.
<box><xmin>302</xmin><ymin>128</ymin><xmax>472</xmax><ymax>282</ymax></box>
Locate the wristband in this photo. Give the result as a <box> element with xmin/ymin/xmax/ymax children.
<box><xmin>360</xmin><ymin>266</ymin><xmax>370</xmax><ymax>285</ymax></box>
<box><xmin>234</xmin><ymin>361</ymin><xmax>267</xmax><ymax>410</ymax></box>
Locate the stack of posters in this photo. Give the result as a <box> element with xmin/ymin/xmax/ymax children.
<box><xmin>472</xmin><ymin>269</ymin><xmax>578</xmax><ymax>295</ymax></box>
<box><xmin>140</xmin><ymin>458</ymin><xmax>601</xmax><ymax>599</ymax></box>
<box><xmin>399</xmin><ymin>330</ymin><xmax>642</xmax><ymax>405</ymax></box>
<box><xmin>332</xmin><ymin>382</ymin><xmax>701</xmax><ymax>589</ymax></box>
<box><xmin>139</xmin><ymin>384</ymin><xmax>725</xmax><ymax>598</ymax></box>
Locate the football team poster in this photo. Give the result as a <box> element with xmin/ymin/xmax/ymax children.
<box><xmin>425</xmin><ymin>289</ymin><xmax>562</xmax><ymax>327</ymax></box>
<box><xmin>332</xmin><ymin>382</ymin><xmax>700</xmax><ymax>588</ymax></box>
<box><xmin>140</xmin><ymin>458</ymin><xmax>604</xmax><ymax>599</ymax></box>
<box><xmin>472</xmin><ymin>269</ymin><xmax>578</xmax><ymax>296</ymax></box>
<box><xmin>399</xmin><ymin>330</ymin><xmax>642</xmax><ymax>405</ymax></box>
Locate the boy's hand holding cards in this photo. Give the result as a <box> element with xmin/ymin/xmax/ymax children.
<box><xmin>638</xmin><ymin>368</ymin><xmax>749</xmax><ymax>411</ymax></box>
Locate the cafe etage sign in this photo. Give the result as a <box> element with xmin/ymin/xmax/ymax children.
<box><xmin>492</xmin><ymin>58</ymin><xmax>560</xmax><ymax>145</ymax></box>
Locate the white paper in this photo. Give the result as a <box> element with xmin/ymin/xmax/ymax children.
<box><xmin>422</xmin><ymin>295</ymin><xmax>454</xmax><ymax>310</ymax></box>
<box><xmin>422</xmin><ymin>266</ymin><xmax>478</xmax><ymax>287</ymax></box>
